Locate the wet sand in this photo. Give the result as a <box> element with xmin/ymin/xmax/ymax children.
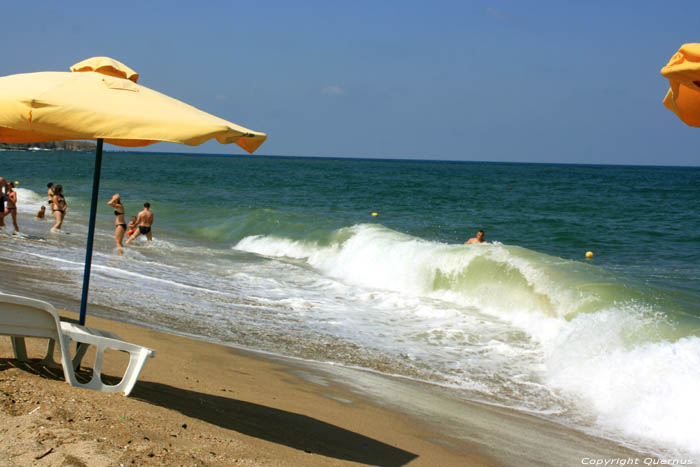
<box><xmin>0</xmin><ymin>306</ymin><xmax>656</xmax><ymax>467</ymax></box>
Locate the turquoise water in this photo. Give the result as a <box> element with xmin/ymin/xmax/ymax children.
<box><xmin>1</xmin><ymin>150</ymin><xmax>699</xmax><ymax>460</ymax></box>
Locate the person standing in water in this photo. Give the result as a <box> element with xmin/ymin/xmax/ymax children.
<box><xmin>465</xmin><ymin>230</ymin><xmax>488</xmax><ymax>244</ymax></box>
<box><xmin>0</xmin><ymin>177</ymin><xmax>6</xmax><ymax>230</ymax></box>
<box><xmin>47</xmin><ymin>182</ymin><xmax>54</xmax><ymax>207</ymax></box>
<box><xmin>4</xmin><ymin>181</ymin><xmax>19</xmax><ymax>234</ymax></box>
<box><xmin>50</xmin><ymin>185</ymin><xmax>67</xmax><ymax>233</ymax></box>
<box><xmin>126</xmin><ymin>202</ymin><xmax>154</xmax><ymax>245</ymax></box>
<box><xmin>107</xmin><ymin>193</ymin><xmax>127</xmax><ymax>254</ymax></box>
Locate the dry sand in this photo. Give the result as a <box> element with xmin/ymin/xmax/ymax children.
<box><xmin>1</xmin><ymin>311</ymin><xmax>654</xmax><ymax>467</ymax></box>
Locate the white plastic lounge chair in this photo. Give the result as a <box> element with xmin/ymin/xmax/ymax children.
<box><xmin>0</xmin><ymin>292</ymin><xmax>154</xmax><ymax>396</ymax></box>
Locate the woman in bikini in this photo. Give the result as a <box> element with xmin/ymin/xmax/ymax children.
<box><xmin>0</xmin><ymin>177</ymin><xmax>6</xmax><ymax>230</ymax></box>
<box><xmin>51</xmin><ymin>184</ymin><xmax>67</xmax><ymax>232</ymax></box>
<box><xmin>4</xmin><ymin>181</ymin><xmax>19</xmax><ymax>234</ymax></box>
<box><xmin>107</xmin><ymin>193</ymin><xmax>127</xmax><ymax>253</ymax></box>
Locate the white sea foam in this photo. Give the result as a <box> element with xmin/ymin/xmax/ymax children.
<box><xmin>544</xmin><ymin>307</ymin><xmax>700</xmax><ymax>459</ymax></box>
<box><xmin>234</xmin><ymin>224</ymin><xmax>700</xmax><ymax>461</ymax></box>
<box><xmin>236</xmin><ymin>224</ymin><xmax>584</xmax><ymax>317</ymax></box>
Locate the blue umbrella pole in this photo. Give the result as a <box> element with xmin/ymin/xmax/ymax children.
<box><xmin>78</xmin><ymin>138</ymin><xmax>103</xmax><ymax>325</ymax></box>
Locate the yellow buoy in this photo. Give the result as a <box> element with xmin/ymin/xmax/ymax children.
<box><xmin>371</xmin><ymin>212</ymin><xmax>378</xmax><ymax>217</ymax></box>
<box><xmin>14</xmin><ymin>181</ymin><xmax>19</xmax><ymax>185</ymax></box>
<box><xmin>585</xmin><ymin>251</ymin><xmax>594</xmax><ymax>259</ymax></box>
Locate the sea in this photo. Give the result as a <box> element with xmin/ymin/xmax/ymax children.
<box><xmin>1</xmin><ymin>150</ymin><xmax>698</xmax><ymax>462</ymax></box>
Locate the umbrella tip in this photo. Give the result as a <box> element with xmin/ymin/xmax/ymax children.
<box><xmin>71</xmin><ymin>57</ymin><xmax>139</xmax><ymax>83</ymax></box>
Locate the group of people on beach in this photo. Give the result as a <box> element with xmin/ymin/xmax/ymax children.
<box><xmin>107</xmin><ymin>193</ymin><xmax>154</xmax><ymax>254</ymax></box>
<box><xmin>0</xmin><ymin>177</ymin><xmax>64</xmax><ymax>235</ymax></box>
<box><xmin>35</xmin><ymin>182</ymin><xmax>69</xmax><ymax>233</ymax></box>
<box><xmin>0</xmin><ymin>179</ymin><xmax>153</xmax><ymax>253</ymax></box>
<box><xmin>0</xmin><ymin>176</ymin><xmax>20</xmax><ymax>234</ymax></box>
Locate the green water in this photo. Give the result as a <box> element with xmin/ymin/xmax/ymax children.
<box><xmin>7</xmin><ymin>150</ymin><xmax>697</xmax><ymax>318</ymax></box>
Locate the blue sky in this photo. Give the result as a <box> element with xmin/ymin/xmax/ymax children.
<box><xmin>2</xmin><ymin>1</ymin><xmax>699</xmax><ymax>165</ymax></box>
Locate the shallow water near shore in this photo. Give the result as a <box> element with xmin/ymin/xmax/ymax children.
<box><xmin>0</xmin><ymin>150</ymin><xmax>698</xmax><ymax>462</ymax></box>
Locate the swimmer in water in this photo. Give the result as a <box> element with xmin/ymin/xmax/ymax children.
<box><xmin>465</xmin><ymin>230</ymin><xmax>488</xmax><ymax>244</ymax></box>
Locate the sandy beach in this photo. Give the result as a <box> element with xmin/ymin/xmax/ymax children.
<box><xmin>0</xmin><ymin>305</ymin><xmax>657</xmax><ymax>467</ymax></box>
<box><xmin>1</xmin><ymin>311</ymin><xmax>492</xmax><ymax>466</ymax></box>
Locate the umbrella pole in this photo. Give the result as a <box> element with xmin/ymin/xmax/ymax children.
<box><xmin>78</xmin><ymin>138</ymin><xmax>103</xmax><ymax>325</ymax></box>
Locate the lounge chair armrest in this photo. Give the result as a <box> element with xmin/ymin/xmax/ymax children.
<box><xmin>59</xmin><ymin>322</ymin><xmax>155</xmax><ymax>396</ymax></box>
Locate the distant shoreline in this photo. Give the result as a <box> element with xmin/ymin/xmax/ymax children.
<box><xmin>0</xmin><ymin>141</ymin><xmax>96</xmax><ymax>151</ymax></box>
<box><xmin>1</xmin><ymin>144</ymin><xmax>698</xmax><ymax>168</ymax></box>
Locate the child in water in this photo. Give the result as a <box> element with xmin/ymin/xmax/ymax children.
<box><xmin>126</xmin><ymin>216</ymin><xmax>138</xmax><ymax>238</ymax></box>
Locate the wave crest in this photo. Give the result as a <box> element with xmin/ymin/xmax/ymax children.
<box><xmin>236</xmin><ymin>224</ymin><xmax>615</xmax><ymax>320</ymax></box>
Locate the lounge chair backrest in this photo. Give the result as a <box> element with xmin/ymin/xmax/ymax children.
<box><xmin>0</xmin><ymin>292</ymin><xmax>154</xmax><ymax>396</ymax></box>
<box><xmin>0</xmin><ymin>293</ymin><xmax>63</xmax><ymax>341</ymax></box>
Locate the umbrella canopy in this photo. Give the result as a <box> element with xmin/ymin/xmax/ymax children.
<box><xmin>0</xmin><ymin>57</ymin><xmax>267</xmax><ymax>324</ymax></box>
<box><xmin>0</xmin><ymin>56</ymin><xmax>266</xmax><ymax>152</ymax></box>
<box><xmin>660</xmin><ymin>43</ymin><xmax>700</xmax><ymax>127</ymax></box>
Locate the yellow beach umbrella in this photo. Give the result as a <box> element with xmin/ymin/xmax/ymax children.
<box><xmin>660</xmin><ymin>43</ymin><xmax>700</xmax><ymax>127</ymax></box>
<box><xmin>0</xmin><ymin>56</ymin><xmax>266</xmax><ymax>152</ymax></box>
<box><xmin>0</xmin><ymin>57</ymin><xmax>267</xmax><ymax>324</ymax></box>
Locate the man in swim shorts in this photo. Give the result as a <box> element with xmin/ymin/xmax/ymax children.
<box><xmin>465</xmin><ymin>230</ymin><xmax>488</xmax><ymax>244</ymax></box>
<box><xmin>126</xmin><ymin>202</ymin><xmax>154</xmax><ymax>244</ymax></box>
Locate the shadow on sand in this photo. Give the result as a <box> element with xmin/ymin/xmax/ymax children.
<box><xmin>131</xmin><ymin>381</ymin><xmax>418</xmax><ymax>466</ymax></box>
<box><xmin>1</xmin><ymin>359</ymin><xmax>418</xmax><ymax>466</ymax></box>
